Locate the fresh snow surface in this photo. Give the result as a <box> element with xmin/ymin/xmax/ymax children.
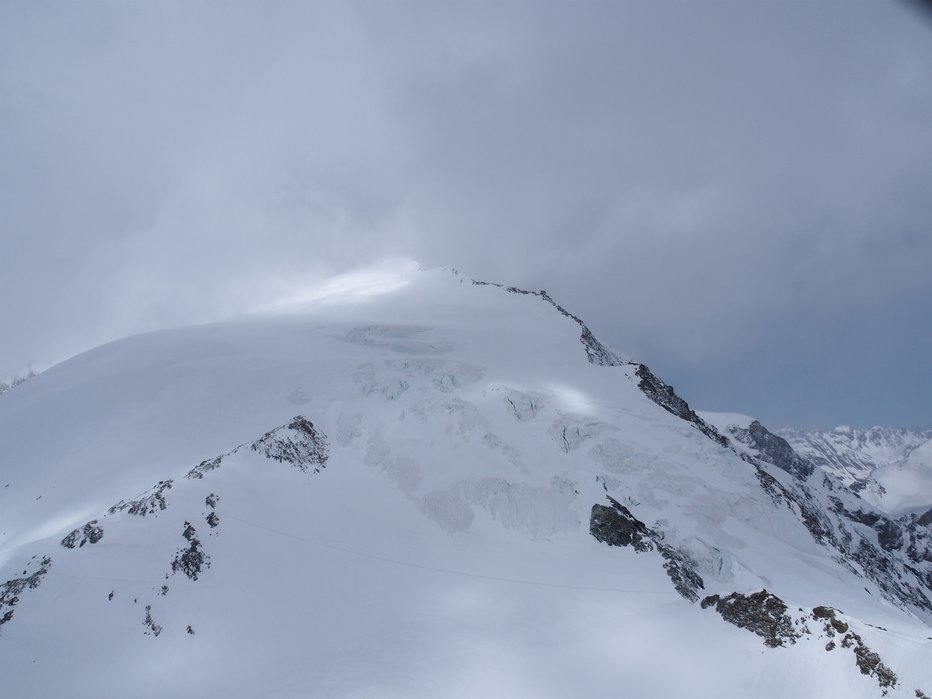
<box><xmin>1</xmin><ymin>267</ymin><xmax>930</xmax><ymax>698</ymax></box>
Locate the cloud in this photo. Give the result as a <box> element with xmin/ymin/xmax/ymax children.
<box><xmin>1</xmin><ymin>1</ymin><xmax>931</xmax><ymax>428</ymax></box>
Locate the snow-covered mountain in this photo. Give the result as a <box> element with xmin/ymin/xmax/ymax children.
<box><xmin>780</xmin><ymin>426</ymin><xmax>932</xmax><ymax>516</ymax></box>
<box><xmin>2</xmin><ymin>267</ymin><xmax>931</xmax><ymax>698</ymax></box>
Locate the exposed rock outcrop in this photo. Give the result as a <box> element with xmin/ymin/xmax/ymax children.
<box><xmin>109</xmin><ymin>480</ymin><xmax>173</xmax><ymax>516</ymax></box>
<box><xmin>60</xmin><ymin>520</ymin><xmax>104</xmax><ymax>548</ymax></box>
<box><xmin>0</xmin><ymin>556</ymin><xmax>51</xmax><ymax>631</ymax></box>
<box><xmin>701</xmin><ymin>590</ymin><xmax>799</xmax><ymax>648</ymax></box>
<box><xmin>730</xmin><ymin>420</ymin><xmax>814</xmax><ymax>479</ymax></box>
<box><xmin>171</xmin><ymin>522</ymin><xmax>209</xmax><ymax>581</ymax></box>
<box><xmin>634</xmin><ymin>365</ymin><xmax>729</xmax><ymax>447</ymax></box>
<box><xmin>810</xmin><ymin>606</ymin><xmax>897</xmax><ymax>691</ymax></box>
<box><xmin>251</xmin><ymin>416</ymin><xmax>329</xmax><ymax>474</ymax></box>
<box><xmin>590</xmin><ymin>497</ymin><xmax>704</xmax><ymax>601</ymax></box>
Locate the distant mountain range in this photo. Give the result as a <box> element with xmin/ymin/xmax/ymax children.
<box><xmin>780</xmin><ymin>426</ymin><xmax>932</xmax><ymax>516</ymax></box>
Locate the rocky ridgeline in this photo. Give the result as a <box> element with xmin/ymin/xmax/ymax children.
<box><xmin>590</xmin><ymin>487</ymin><xmax>920</xmax><ymax>693</ymax></box>
<box><xmin>187</xmin><ymin>415</ymin><xmax>329</xmax><ymax>479</ymax></box>
<box><xmin>186</xmin><ymin>455</ymin><xmax>223</xmax><ymax>480</ymax></box>
<box><xmin>711</xmin><ymin>417</ymin><xmax>932</xmax><ymax>621</ymax></box>
<box><xmin>108</xmin><ymin>480</ymin><xmax>173</xmax><ymax>516</ymax></box>
<box><xmin>811</xmin><ymin>606</ymin><xmax>898</xmax><ymax>692</ymax></box>
<box><xmin>466</xmin><ymin>272</ymin><xmax>742</xmax><ymax>454</ymax></box>
<box><xmin>633</xmin><ymin>364</ymin><xmax>730</xmax><ymax>447</ymax></box>
<box><xmin>698</xmin><ymin>593</ymin><xmax>904</xmax><ymax>694</ymax></box>
<box><xmin>590</xmin><ymin>497</ymin><xmax>704</xmax><ymax>602</ymax></box>
<box><xmin>0</xmin><ymin>416</ymin><xmax>329</xmax><ymax>640</ymax></box>
<box><xmin>465</xmin><ymin>274</ymin><xmax>628</xmax><ymax>367</ymax></box>
<box><xmin>0</xmin><ymin>556</ymin><xmax>51</xmax><ymax>631</ymax></box>
<box><xmin>728</xmin><ymin>420</ymin><xmax>814</xmax><ymax>479</ymax></box>
<box><xmin>517</xmin><ymin>280</ymin><xmax>932</xmax><ymax>625</ymax></box>
<box><xmin>60</xmin><ymin>520</ymin><xmax>104</xmax><ymax>548</ymax></box>
<box><xmin>250</xmin><ymin>416</ymin><xmax>329</xmax><ymax>473</ymax></box>
<box><xmin>700</xmin><ymin>590</ymin><xmax>799</xmax><ymax>648</ymax></box>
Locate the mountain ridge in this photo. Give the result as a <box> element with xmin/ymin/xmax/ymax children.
<box><xmin>2</xmin><ymin>267</ymin><xmax>931</xmax><ymax>697</ymax></box>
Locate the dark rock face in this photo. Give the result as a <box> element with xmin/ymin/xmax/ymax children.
<box><xmin>831</xmin><ymin>501</ymin><xmax>882</xmax><ymax>529</ymax></box>
<box><xmin>171</xmin><ymin>522</ymin><xmax>209</xmax><ymax>581</ymax></box>
<box><xmin>918</xmin><ymin>508</ymin><xmax>932</xmax><ymax>528</ymax></box>
<box><xmin>590</xmin><ymin>501</ymin><xmax>652</xmax><ymax>552</ymax></box>
<box><xmin>634</xmin><ymin>365</ymin><xmax>729</xmax><ymax>447</ymax></box>
<box><xmin>143</xmin><ymin>605</ymin><xmax>161</xmax><ymax>637</ymax></box>
<box><xmin>818</xmin><ymin>495</ymin><xmax>932</xmax><ymax>615</ymax></box>
<box><xmin>60</xmin><ymin>520</ymin><xmax>104</xmax><ymax>548</ymax></box>
<box><xmin>845</xmin><ymin>633</ymin><xmax>898</xmax><ymax>690</ymax></box>
<box><xmin>537</xmin><ymin>290</ymin><xmax>628</xmax><ymax>367</ymax></box>
<box><xmin>701</xmin><ymin>590</ymin><xmax>799</xmax><ymax>648</ymax></box>
<box><xmin>251</xmin><ymin>416</ymin><xmax>329</xmax><ymax>474</ymax></box>
<box><xmin>109</xmin><ymin>480</ymin><xmax>173</xmax><ymax>516</ymax></box>
<box><xmin>659</xmin><ymin>547</ymin><xmax>706</xmax><ymax>604</ymax></box>
<box><xmin>734</xmin><ymin>421</ymin><xmax>814</xmax><ymax>479</ymax></box>
<box><xmin>186</xmin><ymin>455</ymin><xmax>223</xmax><ymax>480</ymax></box>
<box><xmin>590</xmin><ymin>498</ymin><xmax>704</xmax><ymax>601</ymax></box>
<box><xmin>744</xmin><ymin>460</ymin><xmax>838</xmax><ymax>551</ymax></box>
<box><xmin>812</xmin><ymin>606</ymin><xmax>849</xmax><ymax>634</ymax></box>
<box><xmin>0</xmin><ymin>556</ymin><xmax>51</xmax><ymax>631</ymax></box>
<box><xmin>875</xmin><ymin>519</ymin><xmax>904</xmax><ymax>552</ymax></box>
<box><xmin>187</xmin><ymin>416</ymin><xmax>329</xmax><ymax>480</ymax></box>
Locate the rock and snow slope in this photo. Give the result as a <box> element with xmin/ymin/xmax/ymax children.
<box><xmin>781</xmin><ymin>426</ymin><xmax>932</xmax><ymax>516</ymax></box>
<box><xmin>0</xmin><ymin>366</ymin><xmax>40</xmax><ymax>397</ymax></box>
<box><xmin>1</xmin><ymin>267</ymin><xmax>931</xmax><ymax>698</ymax></box>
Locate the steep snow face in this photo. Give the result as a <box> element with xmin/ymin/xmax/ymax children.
<box><xmin>780</xmin><ymin>426</ymin><xmax>932</xmax><ymax>514</ymax></box>
<box><xmin>1</xmin><ymin>268</ymin><xmax>931</xmax><ymax>698</ymax></box>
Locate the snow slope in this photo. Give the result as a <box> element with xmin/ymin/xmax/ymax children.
<box><xmin>1</xmin><ymin>267</ymin><xmax>931</xmax><ymax>698</ymax></box>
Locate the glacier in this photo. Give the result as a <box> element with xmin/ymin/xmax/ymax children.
<box><xmin>1</xmin><ymin>267</ymin><xmax>930</xmax><ymax>698</ymax></box>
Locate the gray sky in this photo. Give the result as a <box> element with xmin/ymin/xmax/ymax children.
<box><xmin>2</xmin><ymin>1</ymin><xmax>931</xmax><ymax>430</ymax></box>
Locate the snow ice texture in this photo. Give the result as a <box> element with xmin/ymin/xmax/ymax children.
<box><xmin>1</xmin><ymin>267</ymin><xmax>931</xmax><ymax>698</ymax></box>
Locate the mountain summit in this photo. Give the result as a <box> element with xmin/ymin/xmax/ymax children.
<box><xmin>1</xmin><ymin>267</ymin><xmax>930</xmax><ymax>697</ymax></box>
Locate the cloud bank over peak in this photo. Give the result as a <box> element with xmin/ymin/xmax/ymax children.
<box><xmin>2</xmin><ymin>1</ymin><xmax>931</xmax><ymax>428</ymax></box>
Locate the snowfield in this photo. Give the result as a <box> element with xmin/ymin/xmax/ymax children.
<box><xmin>1</xmin><ymin>267</ymin><xmax>930</xmax><ymax>698</ymax></box>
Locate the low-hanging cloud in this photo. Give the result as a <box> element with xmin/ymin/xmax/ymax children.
<box><xmin>2</xmin><ymin>0</ymin><xmax>931</xmax><ymax>429</ymax></box>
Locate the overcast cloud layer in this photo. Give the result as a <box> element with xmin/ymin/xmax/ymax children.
<box><xmin>2</xmin><ymin>1</ymin><xmax>931</xmax><ymax>429</ymax></box>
